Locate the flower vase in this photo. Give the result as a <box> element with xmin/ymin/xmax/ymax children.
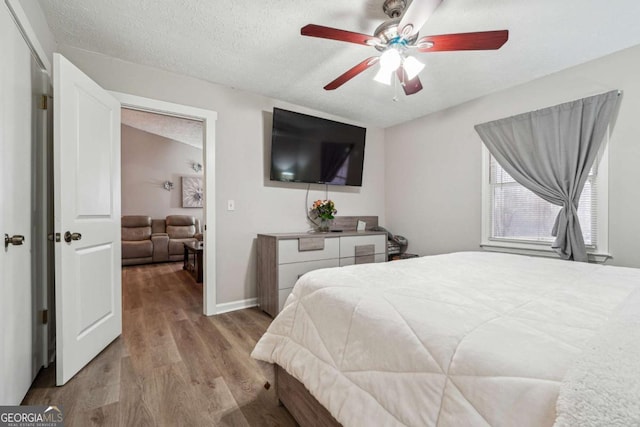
<box><xmin>318</xmin><ymin>218</ymin><xmax>331</xmax><ymax>232</ymax></box>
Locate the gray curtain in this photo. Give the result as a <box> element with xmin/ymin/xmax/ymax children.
<box><xmin>475</xmin><ymin>90</ymin><xmax>620</xmax><ymax>261</ymax></box>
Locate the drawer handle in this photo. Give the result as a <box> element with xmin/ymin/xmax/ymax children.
<box><xmin>355</xmin><ymin>254</ymin><xmax>376</xmax><ymax>265</ymax></box>
<box><xmin>299</xmin><ymin>237</ymin><xmax>325</xmax><ymax>252</ymax></box>
<box><xmin>355</xmin><ymin>244</ymin><xmax>375</xmax><ymax>257</ymax></box>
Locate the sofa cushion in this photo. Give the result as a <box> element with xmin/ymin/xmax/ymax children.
<box><xmin>166</xmin><ymin>215</ymin><xmax>197</xmax><ymax>239</ymax></box>
<box><xmin>122</xmin><ymin>215</ymin><xmax>152</xmax><ymax>242</ymax></box>
<box><xmin>167</xmin><ymin>225</ymin><xmax>196</xmax><ymax>239</ymax></box>
<box><xmin>166</xmin><ymin>215</ymin><xmax>196</xmax><ymax>227</ymax></box>
<box><xmin>122</xmin><ymin>240</ymin><xmax>153</xmax><ymax>259</ymax></box>
<box><xmin>122</xmin><ymin>227</ymin><xmax>151</xmax><ymax>241</ymax></box>
<box><xmin>122</xmin><ymin>215</ymin><xmax>151</xmax><ymax>227</ymax></box>
<box><xmin>169</xmin><ymin>238</ymin><xmax>197</xmax><ymax>256</ymax></box>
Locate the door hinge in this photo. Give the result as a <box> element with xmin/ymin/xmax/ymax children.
<box><xmin>41</xmin><ymin>309</ymin><xmax>48</xmax><ymax>325</ymax></box>
<box><xmin>39</xmin><ymin>95</ymin><xmax>48</xmax><ymax>110</ymax></box>
<box><xmin>48</xmin><ymin>233</ymin><xmax>61</xmax><ymax>242</ymax></box>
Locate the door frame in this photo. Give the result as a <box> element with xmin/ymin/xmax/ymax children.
<box><xmin>112</xmin><ymin>92</ymin><xmax>218</xmax><ymax>316</ymax></box>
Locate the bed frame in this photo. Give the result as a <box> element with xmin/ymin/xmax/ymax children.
<box><xmin>276</xmin><ymin>365</ymin><xmax>342</xmax><ymax>427</ymax></box>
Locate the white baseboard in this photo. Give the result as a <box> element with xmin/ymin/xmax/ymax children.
<box><xmin>215</xmin><ymin>297</ymin><xmax>258</xmax><ymax>315</ymax></box>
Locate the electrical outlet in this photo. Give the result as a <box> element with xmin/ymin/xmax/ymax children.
<box><xmin>227</xmin><ymin>200</ymin><xmax>235</xmax><ymax>211</ymax></box>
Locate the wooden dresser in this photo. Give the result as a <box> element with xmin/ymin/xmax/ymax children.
<box><xmin>257</xmin><ymin>230</ymin><xmax>387</xmax><ymax>317</ymax></box>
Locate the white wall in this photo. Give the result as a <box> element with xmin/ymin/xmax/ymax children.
<box><xmin>121</xmin><ymin>124</ymin><xmax>204</xmax><ymax>222</ymax></box>
<box><xmin>385</xmin><ymin>44</ymin><xmax>640</xmax><ymax>268</ymax></box>
<box><xmin>58</xmin><ymin>46</ymin><xmax>386</xmax><ymax>304</ymax></box>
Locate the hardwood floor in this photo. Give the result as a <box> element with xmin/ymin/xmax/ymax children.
<box><xmin>22</xmin><ymin>262</ymin><xmax>297</xmax><ymax>427</ymax></box>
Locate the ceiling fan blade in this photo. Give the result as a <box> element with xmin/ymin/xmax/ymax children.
<box><xmin>324</xmin><ymin>57</ymin><xmax>380</xmax><ymax>90</ymax></box>
<box><xmin>396</xmin><ymin>66</ymin><xmax>423</xmax><ymax>95</ymax></box>
<box><xmin>417</xmin><ymin>30</ymin><xmax>509</xmax><ymax>52</ymax></box>
<box><xmin>301</xmin><ymin>24</ymin><xmax>380</xmax><ymax>46</ymax></box>
<box><xmin>397</xmin><ymin>0</ymin><xmax>443</xmax><ymax>39</ymax></box>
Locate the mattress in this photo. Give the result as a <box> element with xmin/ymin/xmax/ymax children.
<box><xmin>252</xmin><ymin>252</ymin><xmax>640</xmax><ymax>427</ymax></box>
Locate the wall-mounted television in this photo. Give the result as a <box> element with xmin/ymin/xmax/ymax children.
<box><xmin>270</xmin><ymin>108</ymin><xmax>366</xmax><ymax>187</ymax></box>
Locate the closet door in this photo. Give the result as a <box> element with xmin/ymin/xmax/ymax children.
<box><xmin>0</xmin><ymin>4</ymin><xmax>37</xmax><ymax>404</ymax></box>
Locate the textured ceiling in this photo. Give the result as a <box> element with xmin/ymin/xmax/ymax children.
<box><xmin>39</xmin><ymin>0</ymin><xmax>640</xmax><ymax>127</ymax></box>
<box><xmin>121</xmin><ymin>108</ymin><xmax>203</xmax><ymax>149</ymax></box>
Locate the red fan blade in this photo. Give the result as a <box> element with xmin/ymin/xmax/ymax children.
<box><xmin>397</xmin><ymin>0</ymin><xmax>443</xmax><ymax>38</ymax></box>
<box><xmin>324</xmin><ymin>57</ymin><xmax>380</xmax><ymax>90</ymax></box>
<box><xmin>396</xmin><ymin>66</ymin><xmax>423</xmax><ymax>95</ymax></box>
<box><xmin>301</xmin><ymin>24</ymin><xmax>380</xmax><ymax>46</ymax></box>
<box><xmin>417</xmin><ymin>30</ymin><xmax>509</xmax><ymax>52</ymax></box>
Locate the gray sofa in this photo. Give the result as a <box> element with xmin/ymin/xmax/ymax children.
<box><xmin>122</xmin><ymin>215</ymin><xmax>202</xmax><ymax>266</ymax></box>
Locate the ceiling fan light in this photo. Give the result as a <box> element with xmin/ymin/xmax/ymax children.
<box><xmin>379</xmin><ymin>48</ymin><xmax>401</xmax><ymax>71</ymax></box>
<box><xmin>374</xmin><ymin>68</ymin><xmax>393</xmax><ymax>85</ymax></box>
<box><xmin>403</xmin><ymin>56</ymin><xmax>425</xmax><ymax>80</ymax></box>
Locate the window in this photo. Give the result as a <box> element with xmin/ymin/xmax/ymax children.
<box><xmin>481</xmin><ymin>146</ymin><xmax>609</xmax><ymax>259</ymax></box>
<box><xmin>490</xmin><ymin>156</ymin><xmax>596</xmax><ymax>246</ymax></box>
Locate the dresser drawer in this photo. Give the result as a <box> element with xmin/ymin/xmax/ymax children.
<box><xmin>339</xmin><ymin>235</ymin><xmax>386</xmax><ymax>258</ymax></box>
<box><xmin>339</xmin><ymin>253</ymin><xmax>386</xmax><ymax>267</ymax></box>
<box><xmin>278</xmin><ymin>258</ymin><xmax>340</xmax><ymax>289</ymax></box>
<box><xmin>278</xmin><ymin>237</ymin><xmax>340</xmax><ymax>264</ymax></box>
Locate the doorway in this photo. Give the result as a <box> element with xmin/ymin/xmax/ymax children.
<box><xmin>112</xmin><ymin>92</ymin><xmax>217</xmax><ymax>315</ymax></box>
<box><xmin>120</xmin><ymin>108</ymin><xmax>204</xmax><ymax>296</ymax></box>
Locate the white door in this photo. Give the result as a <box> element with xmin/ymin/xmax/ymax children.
<box><xmin>0</xmin><ymin>4</ymin><xmax>36</xmax><ymax>404</ymax></box>
<box><xmin>53</xmin><ymin>53</ymin><xmax>122</xmax><ymax>385</ymax></box>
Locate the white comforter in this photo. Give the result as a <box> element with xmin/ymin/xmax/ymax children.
<box><xmin>251</xmin><ymin>252</ymin><xmax>640</xmax><ymax>427</ymax></box>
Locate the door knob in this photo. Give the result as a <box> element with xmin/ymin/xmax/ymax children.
<box><xmin>64</xmin><ymin>231</ymin><xmax>82</xmax><ymax>243</ymax></box>
<box><xmin>4</xmin><ymin>234</ymin><xmax>25</xmax><ymax>248</ymax></box>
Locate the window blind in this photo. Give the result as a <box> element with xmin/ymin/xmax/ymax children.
<box><xmin>489</xmin><ymin>155</ymin><xmax>597</xmax><ymax>246</ymax></box>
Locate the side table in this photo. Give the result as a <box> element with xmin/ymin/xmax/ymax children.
<box><xmin>183</xmin><ymin>241</ymin><xmax>204</xmax><ymax>283</ymax></box>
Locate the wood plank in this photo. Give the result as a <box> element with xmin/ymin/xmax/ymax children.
<box><xmin>141</xmin><ymin>362</ymin><xmax>216</xmax><ymax>426</ymax></box>
<box><xmin>168</xmin><ymin>318</ymin><xmax>224</xmax><ymax>384</ymax></box>
<box><xmin>118</xmin><ymin>356</ymin><xmax>155</xmax><ymax>427</ymax></box>
<box><xmin>75</xmin><ymin>402</ymin><xmax>120</xmax><ymax>427</ymax></box>
<box><xmin>77</xmin><ymin>382</ymin><xmax>120</xmax><ymax>412</ymax></box>
<box><xmin>229</xmin><ymin>309</ymin><xmax>271</xmax><ymax>344</ymax></box>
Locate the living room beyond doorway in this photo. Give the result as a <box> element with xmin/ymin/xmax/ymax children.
<box><xmin>120</xmin><ymin>108</ymin><xmax>205</xmax><ymax>294</ymax></box>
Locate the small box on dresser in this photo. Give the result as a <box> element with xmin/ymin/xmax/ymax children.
<box><xmin>257</xmin><ymin>231</ymin><xmax>387</xmax><ymax>317</ymax></box>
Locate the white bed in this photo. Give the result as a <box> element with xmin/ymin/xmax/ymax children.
<box><xmin>252</xmin><ymin>252</ymin><xmax>640</xmax><ymax>427</ymax></box>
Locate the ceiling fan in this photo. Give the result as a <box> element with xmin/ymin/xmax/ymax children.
<box><xmin>301</xmin><ymin>0</ymin><xmax>509</xmax><ymax>95</ymax></box>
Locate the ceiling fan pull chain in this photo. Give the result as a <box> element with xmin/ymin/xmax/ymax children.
<box><xmin>393</xmin><ymin>77</ymin><xmax>399</xmax><ymax>102</ymax></box>
<box><xmin>393</xmin><ymin>69</ymin><xmax>401</xmax><ymax>102</ymax></box>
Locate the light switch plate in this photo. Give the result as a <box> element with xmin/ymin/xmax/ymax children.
<box><xmin>227</xmin><ymin>200</ymin><xmax>235</xmax><ymax>211</ymax></box>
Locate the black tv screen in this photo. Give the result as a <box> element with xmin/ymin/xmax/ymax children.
<box><xmin>270</xmin><ymin>108</ymin><xmax>366</xmax><ymax>186</ymax></box>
